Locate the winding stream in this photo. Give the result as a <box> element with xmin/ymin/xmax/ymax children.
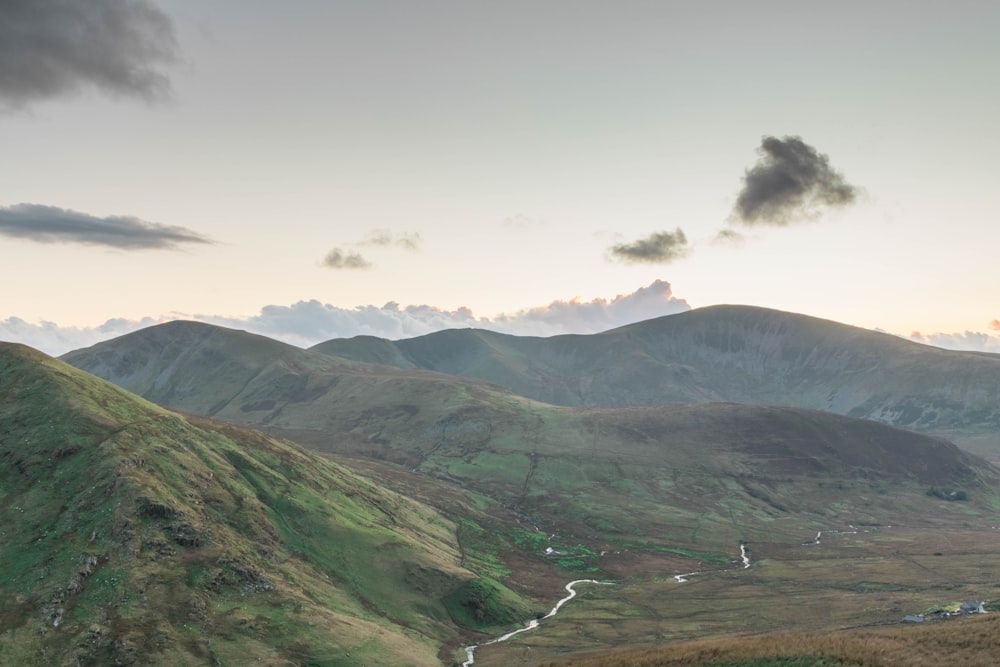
<box><xmin>462</xmin><ymin>541</ymin><xmax>754</xmax><ymax>665</ymax></box>
<box><xmin>460</xmin><ymin>526</ymin><xmax>886</xmax><ymax>663</ymax></box>
<box><xmin>461</xmin><ymin>579</ymin><xmax>613</xmax><ymax>666</ymax></box>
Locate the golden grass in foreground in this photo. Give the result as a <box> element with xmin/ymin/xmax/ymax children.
<box><xmin>541</xmin><ymin>613</ymin><xmax>1000</xmax><ymax>667</ymax></box>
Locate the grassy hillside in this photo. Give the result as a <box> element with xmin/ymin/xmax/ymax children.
<box><xmin>0</xmin><ymin>342</ymin><xmax>537</xmax><ymax>666</ymax></box>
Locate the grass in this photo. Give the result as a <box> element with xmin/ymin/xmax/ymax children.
<box><xmin>0</xmin><ymin>344</ymin><xmax>542</xmax><ymax>666</ymax></box>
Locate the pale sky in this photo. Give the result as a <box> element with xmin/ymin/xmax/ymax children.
<box><xmin>2</xmin><ymin>1</ymin><xmax>999</xmax><ymax>355</ymax></box>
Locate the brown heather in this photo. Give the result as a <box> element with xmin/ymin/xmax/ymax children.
<box><xmin>541</xmin><ymin>613</ymin><xmax>1000</xmax><ymax>667</ymax></box>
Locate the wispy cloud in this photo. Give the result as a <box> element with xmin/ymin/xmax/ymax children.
<box><xmin>359</xmin><ymin>229</ymin><xmax>421</xmax><ymax>251</ymax></box>
<box><xmin>0</xmin><ymin>0</ymin><xmax>178</xmax><ymax>110</ymax></box>
<box><xmin>502</xmin><ymin>214</ymin><xmax>545</xmax><ymax>229</ymax></box>
<box><xmin>608</xmin><ymin>228</ymin><xmax>690</xmax><ymax>264</ymax></box>
<box><xmin>0</xmin><ymin>203</ymin><xmax>213</xmax><ymax>249</ymax></box>
<box><xmin>730</xmin><ymin>136</ymin><xmax>860</xmax><ymax>226</ymax></box>
<box><xmin>321</xmin><ymin>248</ymin><xmax>372</xmax><ymax>269</ymax></box>
<box><xmin>4</xmin><ymin>280</ymin><xmax>692</xmax><ymax>355</ymax></box>
<box><xmin>712</xmin><ymin>229</ymin><xmax>746</xmax><ymax>245</ymax></box>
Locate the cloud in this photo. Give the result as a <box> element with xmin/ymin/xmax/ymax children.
<box><xmin>0</xmin><ymin>0</ymin><xmax>178</xmax><ymax>110</ymax></box>
<box><xmin>3</xmin><ymin>280</ymin><xmax>692</xmax><ymax>355</ymax></box>
<box><xmin>990</xmin><ymin>320</ymin><xmax>1000</xmax><ymax>331</ymax></box>
<box><xmin>321</xmin><ymin>248</ymin><xmax>372</xmax><ymax>269</ymax></box>
<box><xmin>731</xmin><ymin>136</ymin><xmax>859</xmax><ymax>226</ymax></box>
<box><xmin>0</xmin><ymin>315</ymin><xmax>168</xmax><ymax>356</ymax></box>
<box><xmin>490</xmin><ymin>279</ymin><xmax>691</xmax><ymax>336</ymax></box>
<box><xmin>203</xmin><ymin>301</ymin><xmax>482</xmax><ymax>347</ymax></box>
<box><xmin>0</xmin><ymin>203</ymin><xmax>213</xmax><ymax>249</ymax></box>
<box><xmin>359</xmin><ymin>230</ymin><xmax>421</xmax><ymax>251</ymax></box>
<box><xmin>608</xmin><ymin>228</ymin><xmax>690</xmax><ymax>264</ymax></box>
<box><xmin>908</xmin><ymin>330</ymin><xmax>1000</xmax><ymax>354</ymax></box>
<box><xmin>205</xmin><ymin>279</ymin><xmax>691</xmax><ymax>344</ymax></box>
<box><xmin>712</xmin><ymin>229</ymin><xmax>746</xmax><ymax>245</ymax></box>
<box><xmin>502</xmin><ymin>214</ymin><xmax>545</xmax><ymax>229</ymax></box>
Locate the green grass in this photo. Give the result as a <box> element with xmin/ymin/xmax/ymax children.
<box><xmin>0</xmin><ymin>344</ymin><xmax>540</xmax><ymax>666</ymax></box>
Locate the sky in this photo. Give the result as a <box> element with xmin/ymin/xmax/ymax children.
<box><xmin>2</xmin><ymin>1</ymin><xmax>999</xmax><ymax>355</ymax></box>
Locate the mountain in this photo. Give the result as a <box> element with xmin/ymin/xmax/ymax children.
<box><xmin>50</xmin><ymin>319</ymin><xmax>1000</xmax><ymax>665</ymax></box>
<box><xmin>57</xmin><ymin>323</ymin><xmax>1000</xmax><ymax>557</ymax></box>
<box><xmin>59</xmin><ymin>320</ymin><xmax>360</xmax><ymax>417</ymax></box>
<box><xmin>311</xmin><ymin>305</ymin><xmax>1000</xmax><ymax>439</ymax></box>
<box><xmin>0</xmin><ymin>342</ymin><xmax>534</xmax><ymax>666</ymax></box>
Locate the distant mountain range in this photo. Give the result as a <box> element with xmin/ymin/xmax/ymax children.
<box><xmin>312</xmin><ymin>305</ymin><xmax>1000</xmax><ymax>436</ymax></box>
<box><xmin>65</xmin><ymin>305</ymin><xmax>1000</xmax><ymax>442</ymax></box>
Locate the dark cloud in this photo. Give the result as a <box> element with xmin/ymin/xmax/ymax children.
<box><xmin>0</xmin><ymin>0</ymin><xmax>178</xmax><ymax>109</ymax></box>
<box><xmin>731</xmin><ymin>136</ymin><xmax>859</xmax><ymax>226</ymax></box>
<box><xmin>322</xmin><ymin>248</ymin><xmax>372</xmax><ymax>269</ymax></box>
<box><xmin>0</xmin><ymin>203</ymin><xmax>212</xmax><ymax>249</ymax></box>
<box><xmin>360</xmin><ymin>230</ymin><xmax>421</xmax><ymax>251</ymax></box>
<box><xmin>609</xmin><ymin>228</ymin><xmax>689</xmax><ymax>264</ymax></box>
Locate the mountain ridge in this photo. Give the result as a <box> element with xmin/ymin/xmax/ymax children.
<box><xmin>307</xmin><ymin>305</ymin><xmax>1000</xmax><ymax>438</ymax></box>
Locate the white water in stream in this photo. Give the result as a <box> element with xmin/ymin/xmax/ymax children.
<box><xmin>462</xmin><ymin>579</ymin><xmax>613</xmax><ymax>666</ymax></box>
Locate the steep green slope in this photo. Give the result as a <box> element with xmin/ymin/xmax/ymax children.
<box><xmin>0</xmin><ymin>343</ymin><xmax>532</xmax><ymax>666</ymax></box>
<box><xmin>309</xmin><ymin>305</ymin><xmax>1000</xmax><ymax>438</ymax></box>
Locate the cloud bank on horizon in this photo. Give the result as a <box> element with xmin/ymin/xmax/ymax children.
<box><xmin>0</xmin><ymin>280</ymin><xmax>692</xmax><ymax>356</ymax></box>
<box><xmin>4</xmin><ymin>279</ymin><xmax>999</xmax><ymax>358</ymax></box>
<box><xmin>0</xmin><ymin>0</ymin><xmax>178</xmax><ymax>110</ymax></box>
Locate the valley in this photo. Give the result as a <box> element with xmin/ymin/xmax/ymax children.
<box><xmin>3</xmin><ymin>306</ymin><xmax>1000</xmax><ymax>665</ymax></box>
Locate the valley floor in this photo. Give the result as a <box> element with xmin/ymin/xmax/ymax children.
<box><xmin>460</xmin><ymin>524</ymin><xmax>1000</xmax><ymax>666</ymax></box>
